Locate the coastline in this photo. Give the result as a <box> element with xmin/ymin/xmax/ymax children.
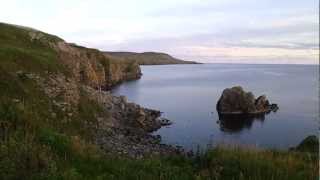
<box><xmin>0</xmin><ymin>22</ymin><xmax>318</xmax><ymax>179</ymax></box>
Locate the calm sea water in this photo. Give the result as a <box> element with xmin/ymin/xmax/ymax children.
<box><xmin>112</xmin><ymin>64</ymin><xmax>319</xmax><ymax>150</ymax></box>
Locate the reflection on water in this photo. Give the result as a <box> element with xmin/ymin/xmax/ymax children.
<box><xmin>217</xmin><ymin>106</ymin><xmax>279</xmax><ymax>133</ymax></box>
<box><xmin>217</xmin><ymin>113</ymin><xmax>269</xmax><ymax>133</ymax></box>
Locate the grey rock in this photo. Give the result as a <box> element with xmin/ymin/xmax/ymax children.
<box><xmin>217</xmin><ymin>86</ymin><xmax>278</xmax><ymax>114</ymax></box>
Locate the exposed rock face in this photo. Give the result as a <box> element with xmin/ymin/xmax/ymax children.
<box><xmin>216</xmin><ymin>86</ymin><xmax>278</xmax><ymax>114</ymax></box>
<box><xmin>255</xmin><ymin>95</ymin><xmax>270</xmax><ymax>112</ymax></box>
<box><xmin>51</xmin><ymin>42</ymin><xmax>142</xmax><ymax>90</ymax></box>
<box><xmin>107</xmin><ymin>57</ymin><xmax>142</xmax><ymax>87</ymax></box>
<box><xmin>83</xmin><ymin>86</ymin><xmax>169</xmax><ymax>132</ymax></box>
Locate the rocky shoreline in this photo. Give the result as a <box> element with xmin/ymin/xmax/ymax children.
<box><xmin>82</xmin><ymin>86</ymin><xmax>182</xmax><ymax>158</ymax></box>
<box><xmin>24</xmin><ymin>69</ymin><xmax>182</xmax><ymax>158</ymax></box>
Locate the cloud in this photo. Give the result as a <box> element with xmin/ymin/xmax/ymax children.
<box><xmin>95</xmin><ymin>13</ymin><xmax>318</xmax><ymax>64</ymax></box>
<box><xmin>0</xmin><ymin>0</ymin><xmax>318</xmax><ymax>64</ymax></box>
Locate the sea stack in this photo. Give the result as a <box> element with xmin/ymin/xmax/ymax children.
<box><xmin>216</xmin><ymin>86</ymin><xmax>278</xmax><ymax>114</ymax></box>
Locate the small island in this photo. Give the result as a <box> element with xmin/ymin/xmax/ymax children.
<box><xmin>216</xmin><ymin>86</ymin><xmax>278</xmax><ymax>115</ymax></box>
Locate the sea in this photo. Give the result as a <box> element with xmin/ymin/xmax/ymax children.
<box><xmin>112</xmin><ymin>63</ymin><xmax>319</xmax><ymax>151</ymax></box>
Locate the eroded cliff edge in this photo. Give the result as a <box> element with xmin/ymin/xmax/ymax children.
<box><xmin>52</xmin><ymin>42</ymin><xmax>142</xmax><ymax>90</ymax></box>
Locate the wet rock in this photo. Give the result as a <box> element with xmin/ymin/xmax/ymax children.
<box><xmin>157</xmin><ymin>117</ymin><xmax>172</xmax><ymax>126</ymax></box>
<box><xmin>270</xmin><ymin>103</ymin><xmax>279</xmax><ymax>112</ymax></box>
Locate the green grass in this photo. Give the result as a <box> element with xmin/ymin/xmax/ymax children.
<box><xmin>196</xmin><ymin>146</ymin><xmax>318</xmax><ymax>180</ymax></box>
<box><xmin>0</xmin><ymin>23</ymin><xmax>65</xmax><ymax>74</ymax></box>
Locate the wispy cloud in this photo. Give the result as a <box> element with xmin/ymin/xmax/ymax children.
<box><xmin>0</xmin><ymin>0</ymin><xmax>318</xmax><ymax>64</ymax></box>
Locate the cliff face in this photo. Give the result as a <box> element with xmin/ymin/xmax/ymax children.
<box><xmin>104</xmin><ymin>51</ymin><xmax>199</xmax><ymax>65</ymax></box>
<box><xmin>49</xmin><ymin>40</ymin><xmax>142</xmax><ymax>90</ymax></box>
<box><xmin>106</xmin><ymin>54</ymin><xmax>142</xmax><ymax>88</ymax></box>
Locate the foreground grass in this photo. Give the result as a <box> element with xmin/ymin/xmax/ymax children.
<box><xmin>198</xmin><ymin>146</ymin><xmax>318</xmax><ymax>180</ymax></box>
<box><xmin>0</xmin><ymin>111</ymin><xmax>317</xmax><ymax>180</ymax></box>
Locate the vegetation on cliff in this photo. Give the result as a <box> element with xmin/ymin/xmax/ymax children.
<box><xmin>104</xmin><ymin>51</ymin><xmax>199</xmax><ymax>65</ymax></box>
<box><xmin>0</xmin><ymin>22</ymin><xmax>318</xmax><ymax>180</ymax></box>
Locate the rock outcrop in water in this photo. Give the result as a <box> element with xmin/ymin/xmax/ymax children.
<box><xmin>216</xmin><ymin>86</ymin><xmax>278</xmax><ymax>114</ymax></box>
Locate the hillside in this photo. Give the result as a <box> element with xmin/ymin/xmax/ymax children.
<box><xmin>0</xmin><ymin>22</ymin><xmax>180</xmax><ymax>178</ymax></box>
<box><xmin>0</xmin><ymin>23</ymin><xmax>317</xmax><ymax>180</ymax></box>
<box><xmin>104</xmin><ymin>51</ymin><xmax>200</xmax><ymax>65</ymax></box>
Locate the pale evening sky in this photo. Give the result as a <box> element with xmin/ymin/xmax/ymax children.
<box><xmin>0</xmin><ymin>0</ymin><xmax>319</xmax><ymax>64</ymax></box>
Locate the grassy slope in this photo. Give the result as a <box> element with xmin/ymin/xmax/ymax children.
<box><xmin>0</xmin><ymin>23</ymin><xmax>64</xmax><ymax>74</ymax></box>
<box><xmin>0</xmin><ymin>23</ymin><xmax>318</xmax><ymax>180</ymax></box>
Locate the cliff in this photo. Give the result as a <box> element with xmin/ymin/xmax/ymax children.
<box><xmin>104</xmin><ymin>51</ymin><xmax>199</xmax><ymax>65</ymax></box>
<box><xmin>0</xmin><ymin>22</ymin><xmax>176</xmax><ymax>163</ymax></box>
<box><xmin>45</xmin><ymin>39</ymin><xmax>142</xmax><ymax>90</ymax></box>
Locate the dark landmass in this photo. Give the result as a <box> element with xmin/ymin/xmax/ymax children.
<box><xmin>216</xmin><ymin>86</ymin><xmax>279</xmax><ymax>133</ymax></box>
<box><xmin>290</xmin><ymin>135</ymin><xmax>319</xmax><ymax>153</ymax></box>
<box><xmin>0</xmin><ymin>22</ymin><xmax>317</xmax><ymax>180</ymax></box>
<box><xmin>217</xmin><ymin>113</ymin><xmax>267</xmax><ymax>133</ymax></box>
<box><xmin>104</xmin><ymin>51</ymin><xmax>200</xmax><ymax>65</ymax></box>
<box><xmin>217</xmin><ymin>86</ymin><xmax>278</xmax><ymax>114</ymax></box>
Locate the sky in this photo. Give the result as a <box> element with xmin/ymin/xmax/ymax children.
<box><xmin>0</xmin><ymin>0</ymin><xmax>319</xmax><ymax>64</ymax></box>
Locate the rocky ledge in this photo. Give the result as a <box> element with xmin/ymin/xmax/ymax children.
<box><xmin>216</xmin><ymin>86</ymin><xmax>278</xmax><ymax>114</ymax></box>
<box><xmin>16</xmin><ymin>70</ymin><xmax>179</xmax><ymax>158</ymax></box>
<box><xmin>83</xmin><ymin>86</ymin><xmax>180</xmax><ymax>158</ymax></box>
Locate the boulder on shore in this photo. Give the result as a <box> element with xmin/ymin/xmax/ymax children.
<box><xmin>216</xmin><ymin>86</ymin><xmax>278</xmax><ymax>114</ymax></box>
<box><xmin>290</xmin><ymin>135</ymin><xmax>319</xmax><ymax>153</ymax></box>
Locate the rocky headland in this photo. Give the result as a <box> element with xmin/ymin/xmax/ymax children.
<box><xmin>104</xmin><ymin>51</ymin><xmax>200</xmax><ymax>65</ymax></box>
<box><xmin>0</xmin><ymin>22</ymin><xmax>179</xmax><ymax>158</ymax></box>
